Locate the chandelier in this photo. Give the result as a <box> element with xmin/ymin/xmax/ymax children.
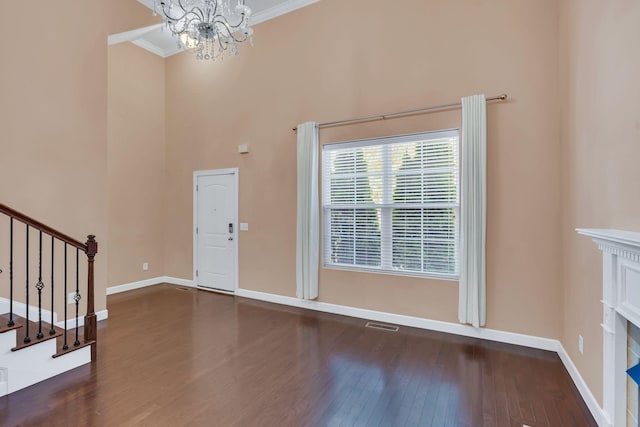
<box><xmin>154</xmin><ymin>0</ymin><xmax>253</xmax><ymax>61</ymax></box>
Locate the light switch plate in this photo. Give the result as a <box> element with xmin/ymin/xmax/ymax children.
<box><xmin>240</xmin><ymin>223</ymin><xmax>249</xmax><ymax>231</ymax></box>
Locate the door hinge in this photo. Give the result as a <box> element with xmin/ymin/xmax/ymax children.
<box><xmin>196</xmin><ymin>184</ymin><xmax>199</xmax><ymax>191</ymax></box>
<box><xmin>196</xmin><ymin>227</ymin><xmax>198</xmax><ymax>234</ymax></box>
<box><xmin>196</xmin><ymin>270</ymin><xmax>199</xmax><ymax>277</ymax></box>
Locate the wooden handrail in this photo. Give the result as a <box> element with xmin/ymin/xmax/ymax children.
<box><xmin>0</xmin><ymin>203</ymin><xmax>87</xmax><ymax>251</ymax></box>
<box><xmin>0</xmin><ymin>202</ymin><xmax>98</xmax><ymax>361</ymax></box>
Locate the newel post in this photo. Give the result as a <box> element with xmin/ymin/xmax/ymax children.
<box><xmin>84</xmin><ymin>235</ymin><xmax>98</xmax><ymax>361</ymax></box>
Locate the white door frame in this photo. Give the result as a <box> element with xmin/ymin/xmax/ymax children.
<box><xmin>193</xmin><ymin>168</ymin><xmax>239</xmax><ymax>292</ymax></box>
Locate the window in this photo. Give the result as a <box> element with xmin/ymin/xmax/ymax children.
<box><xmin>322</xmin><ymin>130</ymin><xmax>459</xmax><ymax>279</ymax></box>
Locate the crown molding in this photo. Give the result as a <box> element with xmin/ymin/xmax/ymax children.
<box><xmin>251</xmin><ymin>0</ymin><xmax>320</xmax><ymax>26</ymax></box>
<box><xmin>108</xmin><ymin>24</ymin><xmax>162</xmax><ymax>46</ymax></box>
<box><xmin>131</xmin><ymin>38</ymin><xmax>172</xmax><ymax>58</ymax></box>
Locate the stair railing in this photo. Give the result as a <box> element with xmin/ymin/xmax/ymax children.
<box><xmin>0</xmin><ymin>203</ymin><xmax>98</xmax><ymax>360</ymax></box>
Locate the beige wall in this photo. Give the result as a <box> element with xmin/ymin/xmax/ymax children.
<box><xmin>163</xmin><ymin>0</ymin><xmax>564</xmax><ymax>338</ymax></box>
<box><xmin>0</xmin><ymin>1</ymin><xmax>158</xmax><ymax>313</ymax></box>
<box><xmin>560</xmin><ymin>0</ymin><xmax>640</xmax><ymax>405</ymax></box>
<box><xmin>108</xmin><ymin>43</ymin><xmax>166</xmax><ymax>286</ymax></box>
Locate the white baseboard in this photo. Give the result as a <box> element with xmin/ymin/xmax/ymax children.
<box><xmin>235</xmin><ymin>288</ymin><xmax>607</xmax><ymax>426</ymax></box>
<box><xmin>1</xmin><ymin>298</ymin><xmax>108</xmax><ymax>331</ymax></box>
<box><xmin>106</xmin><ymin>278</ymin><xmax>164</xmax><ymax>295</ymax></box>
<box><xmin>235</xmin><ymin>288</ymin><xmax>558</xmax><ymax>350</ymax></box>
<box><xmin>556</xmin><ymin>343</ymin><xmax>609</xmax><ymax>427</ymax></box>
<box><xmin>163</xmin><ymin>277</ymin><xmax>196</xmax><ymax>288</ymax></box>
<box><xmin>107</xmin><ymin>277</ymin><xmax>195</xmax><ymax>296</ymax></box>
<box><xmin>54</xmin><ymin>309</ymin><xmax>109</xmax><ymax>330</ymax></box>
<box><xmin>0</xmin><ymin>297</ymin><xmax>57</xmax><ymax>324</ymax></box>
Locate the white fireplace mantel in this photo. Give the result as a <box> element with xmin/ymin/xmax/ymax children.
<box><xmin>578</xmin><ymin>228</ymin><xmax>640</xmax><ymax>427</ymax></box>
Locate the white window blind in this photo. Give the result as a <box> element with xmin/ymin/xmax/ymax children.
<box><xmin>322</xmin><ymin>130</ymin><xmax>459</xmax><ymax>278</ymax></box>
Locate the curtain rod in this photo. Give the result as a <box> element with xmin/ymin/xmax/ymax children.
<box><xmin>292</xmin><ymin>93</ymin><xmax>508</xmax><ymax>132</ymax></box>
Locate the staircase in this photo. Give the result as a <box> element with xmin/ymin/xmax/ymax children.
<box><xmin>0</xmin><ymin>203</ymin><xmax>97</xmax><ymax>396</ymax></box>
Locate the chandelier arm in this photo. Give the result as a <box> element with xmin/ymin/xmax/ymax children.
<box><xmin>208</xmin><ymin>1</ymin><xmax>218</xmax><ymax>22</ymax></box>
<box><xmin>216</xmin><ymin>32</ymin><xmax>229</xmax><ymax>52</ymax></box>
<box><xmin>214</xmin><ymin>13</ymin><xmax>248</xmax><ymax>30</ymax></box>
<box><xmin>160</xmin><ymin>4</ymin><xmax>192</xmax><ymax>23</ymax></box>
<box><xmin>162</xmin><ymin>0</ymin><xmax>204</xmax><ymax>22</ymax></box>
<box><xmin>214</xmin><ymin>18</ymin><xmax>249</xmax><ymax>43</ymax></box>
<box><xmin>189</xmin><ymin>5</ymin><xmax>206</xmax><ymax>21</ymax></box>
<box><xmin>216</xmin><ymin>21</ymin><xmax>235</xmax><ymax>42</ymax></box>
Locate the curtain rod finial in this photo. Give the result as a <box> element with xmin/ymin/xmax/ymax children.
<box><xmin>498</xmin><ymin>94</ymin><xmax>508</xmax><ymax>100</ymax></box>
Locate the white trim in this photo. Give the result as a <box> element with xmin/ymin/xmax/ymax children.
<box><xmin>577</xmin><ymin>228</ymin><xmax>640</xmax><ymax>251</ymax></box>
<box><xmin>106</xmin><ymin>277</ymin><xmax>164</xmax><ymax>295</ymax></box>
<box><xmin>131</xmin><ymin>38</ymin><xmax>171</xmax><ymax>58</ymax></box>
<box><xmin>107</xmin><ymin>24</ymin><xmax>163</xmax><ymax>46</ymax></box>
<box><xmin>54</xmin><ymin>309</ymin><xmax>108</xmax><ymax>330</ymax></box>
<box><xmin>0</xmin><ymin>299</ymin><xmax>108</xmax><ymax>331</ymax></box>
<box><xmin>136</xmin><ymin>0</ymin><xmax>154</xmax><ymax>8</ymax></box>
<box><xmin>107</xmin><ymin>276</ymin><xmax>196</xmax><ymax>295</ymax></box>
<box><xmin>235</xmin><ymin>288</ymin><xmax>557</xmax><ymax>350</ymax></box>
<box><xmin>557</xmin><ymin>343</ymin><xmax>609</xmax><ymax>427</ymax></box>
<box><xmin>251</xmin><ymin>0</ymin><xmax>321</xmax><ymax>26</ymax></box>
<box><xmin>164</xmin><ymin>276</ymin><xmax>196</xmax><ymax>288</ymax></box>
<box><xmin>160</xmin><ymin>45</ymin><xmax>183</xmax><ymax>58</ymax></box>
<box><xmin>0</xmin><ymin>297</ymin><xmax>57</xmax><ymax>324</ymax></box>
<box><xmin>193</xmin><ymin>168</ymin><xmax>239</xmax><ymax>293</ymax></box>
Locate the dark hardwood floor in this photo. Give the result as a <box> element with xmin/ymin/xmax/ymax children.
<box><xmin>0</xmin><ymin>284</ymin><xmax>596</xmax><ymax>426</ymax></box>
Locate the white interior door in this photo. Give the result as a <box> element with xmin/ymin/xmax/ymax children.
<box><xmin>195</xmin><ymin>170</ymin><xmax>237</xmax><ymax>292</ymax></box>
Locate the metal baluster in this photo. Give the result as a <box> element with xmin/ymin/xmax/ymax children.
<box><xmin>63</xmin><ymin>244</ymin><xmax>68</xmax><ymax>351</ymax></box>
<box><xmin>36</xmin><ymin>231</ymin><xmax>44</xmax><ymax>339</ymax></box>
<box><xmin>24</xmin><ymin>225</ymin><xmax>30</xmax><ymax>343</ymax></box>
<box><xmin>74</xmin><ymin>248</ymin><xmax>80</xmax><ymax>347</ymax></box>
<box><xmin>50</xmin><ymin>236</ymin><xmax>55</xmax><ymax>335</ymax></box>
<box><xmin>8</xmin><ymin>218</ymin><xmax>14</xmax><ymax>327</ymax></box>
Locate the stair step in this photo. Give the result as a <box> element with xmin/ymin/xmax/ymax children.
<box><xmin>11</xmin><ymin>315</ymin><xmax>63</xmax><ymax>352</ymax></box>
<box><xmin>53</xmin><ymin>338</ymin><xmax>95</xmax><ymax>358</ymax></box>
<box><xmin>2</xmin><ymin>312</ymin><xmax>93</xmax><ymax>359</ymax></box>
<box><xmin>0</xmin><ymin>313</ymin><xmax>23</xmax><ymax>334</ymax></box>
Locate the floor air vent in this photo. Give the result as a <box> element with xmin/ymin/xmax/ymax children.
<box><xmin>365</xmin><ymin>321</ymin><xmax>399</xmax><ymax>332</ymax></box>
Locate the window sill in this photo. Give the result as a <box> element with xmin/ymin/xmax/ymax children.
<box><xmin>322</xmin><ymin>264</ymin><xmax>459</xmax><ymax>282</ymax></box>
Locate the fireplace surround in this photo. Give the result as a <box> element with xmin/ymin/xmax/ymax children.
<box><xmin>579</xmin><ymin>229</ymin><xmax>640</xmax><ymax>427</ymax></box>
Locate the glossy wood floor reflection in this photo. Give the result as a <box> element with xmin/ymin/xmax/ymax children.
<box><xmin>0</xmin><ymin>285</ymin><xmax>595</xmax><ymax>427</ymax></box>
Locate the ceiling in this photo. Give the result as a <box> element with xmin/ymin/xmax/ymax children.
<box><xmin>114</xmin><ymin>0</ymin><xmax>319</xmax><ymax>58</ymax></box>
